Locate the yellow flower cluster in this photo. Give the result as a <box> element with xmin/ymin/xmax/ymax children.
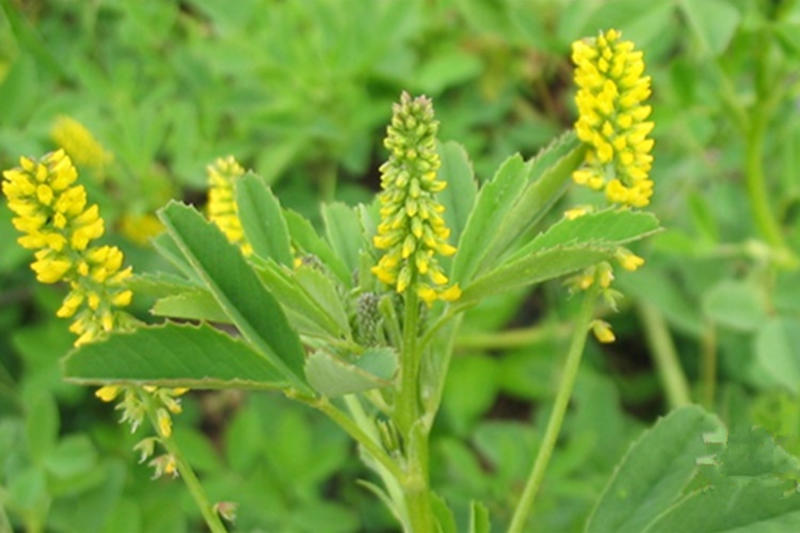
<box><xmin>371</xmin><ymin>92</ymin><xmax>461</xmax><ymax>304</ymax></box>
<box><xmin>119</xmin><ymin>212</ymin><xmax>164</xmax><ymax>245</ymax></box>
<box><xmin>2</xmin><ymin>150</ymin><xmax>133</xmax><ymax>345</ymax></box>
<box><xmin>50</xmin><ymin>115</ymin><xmax>113</xmax><ymax>171</ymax></box>
<box><xmin>571</xmin><ymin>29</ymin><xmax>654</xmax><ymax>208</ymax></box>
<box><xmin>206</xmin><ymin>156</ymin><xmax>252</xmax><ymax>256</ymax></box>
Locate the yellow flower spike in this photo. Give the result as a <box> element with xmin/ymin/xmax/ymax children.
<box><xmin>156</xmin><ymin>408</ymin><xmax>172</xmax><ymax>438</ymax></box>
<box><xmin>206</xmin><ymin>156</ymin><xmax>252</xmax><ymax>256</ymax></box>
<box><xmin>50</xmin><ymin>115</ymin><xmax>113</xmax><ymax>172</ymax></box>
<box><xmin>2</xmin><ymin>151</ymin><xmax>135</xmax><ymax>349</ymax></box>
<box><xmin>371</xmin><ymin>92</ymin><xmax>460</xmax><ymax>302</ymax></box>
<box><xmin>616</xmin><ymin>248</ymin><xmax>645</xmax><ymax>271</ymax></box>
<box><xmin>571</xmin><ymin>29</ymin><xmax>654</xmax><ymax>207</ymax></box>
<box><xmin>95</xmin><ymin>385</ymin><xmax>121</xmax><ymax>403</ymax></box>
<box><xmin>592</xmin><ymin>320</ymin><xmax>616</xmax><ymax>344</ymax></box>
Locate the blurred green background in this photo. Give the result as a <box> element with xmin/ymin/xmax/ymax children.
<box><xmin>1</xmin><ymin>0</ymin><xmax>799</xmax><ymax>531</ymax></box>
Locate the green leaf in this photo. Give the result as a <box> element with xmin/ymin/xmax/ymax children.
<box><xmin>285</xmin><ymin>209</ymin><xmax>351</xmax><ymax>285</ymax></box>
<box><xmin>702</xmin><ymin>280</ymin><xmax>766</xmax><ymax>331</ymax></box>
<box><xmin>437</xmin><ymin>141</ymin><xmax>477</xmax><ymax>245</ymax></box>
<box><xmin>453</xmin><ymin>154</ymin><xmax>529</xmax><ymax>284</ymax></box>
<box><xmin>159</xmin><ymin>201</ymin><xmax>307</xmax><ymax>388</ymax></box>
<box><xmin>150</xmin><ymin>291</ymin><xmax>229</xmax><ymax>323</ymax></box>
<box><xmin>430</xmin><ymin>492</ymin><xmax>457</xmax><ymax>533</ymax></box>
<box><xmin>63</xmin><ymin>322</ymin><xmax>289</xmax><ymax>389</ymax></box>
<box><xmin>304</xmin><ymin>347</ymin><xmax>396</xmax><ymax>397</ymax></box>
<box><xmin>754</xmin><ymin>318</ymin><xmax>800</xmax><ymax>394</ymax></box>
<box><xmin>510</xmin><ymin>208</ymin><xmax>661</xmax><ymax>260</ymax></box>
<box><xmin>235</xmin><ymin>172</ymin><xmax>293</xmax><ymax>267</ymax></box>
<box><xmin>460</xmin><ymin>209</ymin><xmax>659</xmax><ymax>302</ymax></box>
<box><xmin>25</xmin><ymin>392</ymin><xmax>59</xmax><ymax>463</ymax></box>
<box><xmin>460</xmin><ymin>246</ymin><xmax>611</xmax><ymax>303</ymax></box>
<box><xmin>256</xmin><ymin>260</ymin><xmax>349</xmax><ymax>340</ymax></box>
<box><xmin>45</xmin><ymin>435</ymin><xmax>97</xmax><ymax>479</ymax></box>
<box><xmin>679</xmin><ymin>0</ymin><xmax>741</xmax><ymax>56</ymax></box>
<box><xmin>487</xmin><ymin>132</ymin><xmax>584</xmax><ymax>261</ymax></box>
<box><xmin>469</xmin><ymin>500</ymin><xmax>491</xmax><ymax>533</ymax></box>
<box><xmin>295</xmin><ymin>265</ymin><xmax>350</xmax><ymax>337</ymax></box>
<box><xmin>644</xmin><ymin>477</ymin><xmax>800</xmax><ymax>532</ymax></box>
<box><xmin>585</xmin><ymin>406</ymin><xmax>723</xmax><ymax>533</ymax></box>
<box><xmin>415</xmin><ymin>49</ymin><xmax>482</xmax><ymax>94</ymax></box>
<box><xmin>127</xmin><ymin>272</ymin><xmax>198</xmax><ymax>298</ymax></box>
<box><xmin>645</xmin><ymin>428</ymin><xmax>800</xmax><ymax>533</ymax></box>
<box><xmin>321</xmin><ymin>202</ymin><xmax>363</xmax><ymax>276</ymax></box>
<box><xmin>151</xmin><ymin>232</ymin><xmax>201</xmax><ymax>283</ymax></box>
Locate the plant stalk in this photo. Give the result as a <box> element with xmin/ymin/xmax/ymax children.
<box><xmin>700</xmin><ymin>321</ymin><xmax>717</xmax><ymax>409</ymax></box>
<box><xmin>506</xmin><ymin>290</ymin><xmax>598</xmax><ymax>533</ymax></box>
<box><xmin>395</xmin><ymin>289</ymin><xmax>435</xmax><ymax>532</ymax></box>
<box><xmin>141</xmin><ymin>392</ymin><xmax>227</xmax><ymax>533</ymax></box>
<box><xmin>637</xmin><ymin>302</ymin><xmax>692</xmax><ymax>409</ymax></box>
<box><xmin>455</xmin><ymin>322</ymin><xmax>570</xmax><ymax>351</ymax></box>
<box><xmin>397</xmin><ymin>290</ymin><xmax>421</xmax><ymax>435</ymax></box>
<box><xmin>745</xmin><ymin>106</ymin><xmax>784</xmax><ymax>249</ymax></box>
<box><xmin>311</xmin><ymin>396</ymin><xmax>404</xmax><ymax>482</ymax></box>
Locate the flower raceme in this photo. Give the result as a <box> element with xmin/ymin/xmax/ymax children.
<box><xmin>206</xmin><ymin>156</ymin><xmax>252</xmax><ymax>256</ymax></box>
<box><xmin>3</xmin><ymin>153</ymin><xmax>192</xmax><ymax>475</ymax></box>
<box><xmin>371</xmin><ymin>92</ymin><xmax>461</xmax><ymax>304</ymax></box>
<box><xmin>571</xmin><ymin>29</ymin><xmax>654</xmax><ymax>208</ymax></box>
<box><xmin>2</xmin><ymin>150</ymin><xmax>134</xmax><ymax>346</ymax></box>
<box><xmin>50</xmin><ymin>115</ymin><xmax>113</xmax><ymax>171</ymax></box>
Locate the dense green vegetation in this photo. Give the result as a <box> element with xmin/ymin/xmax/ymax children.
<box><xmin>1</xmin><ymin>1</ymin><xmax>799</xmax><ymax>532</ymax></box>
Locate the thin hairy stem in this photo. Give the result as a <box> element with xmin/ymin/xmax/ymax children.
<box><xmin>637</xmin><ymin>302</ymin><xmax>692</xmax><ymax>409</ymax></box>
<box><xmin>140</xmin><ymin>392</ymin><xmax>227</xmax><ymax>533</ymax></box>
<box><xmin>507</xmin><ymin>290</ymin><xmax>598</xmax><ymax>533</ymax></box>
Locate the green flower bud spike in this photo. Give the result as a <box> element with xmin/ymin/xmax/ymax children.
<box><xmin>371</xmin><ymin>92</ymin><xmax>461</xmax><ymax>304</ymax></box>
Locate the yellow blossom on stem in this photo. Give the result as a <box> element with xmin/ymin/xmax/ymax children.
<box><xmin>95</xmin><ymin>385</ymin><xmax>121</xmax><ymax>402</ymax></box>
<box><xmin>571</xmin><ymin>29</ymin><xmax>654</xmax><ymax>207</ymax></box>
<box><xmin>206</xmin><ymin>156</ymin><xmax>252</xmax><ymax>256</ymax></box>
<box><xmin>592</xmin><ymin>319</ymin><xmax>616</xmax><ymax>343</ymax></box>
<box><xmin>156</xmin><ymin>408</ymin><xmax>173</xmax><ymax>438</ymax></box>
<box><xmin>2</xmin><ymin>150</ymin><xmax>135</xmax><ymax>346</ymax></box>
<box><xmin>50</xmin><ymin>115</ymin><xmax>113</xmax><ymax>171</ymax></box>
<box><xmin>371</xmin><ymin>92</ymin><xmax>460</xmax><ymax>304</ymax></box>
<box><xmin>616</xmin><ymin>248</ymin><xmax>645</xmax><ymax>271</ymax></box>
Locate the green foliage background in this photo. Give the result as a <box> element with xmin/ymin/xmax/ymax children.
<box><xmin>1</xmin><ymin>0</ymin><xmax>799</xmax><ymax>531</ymax></box>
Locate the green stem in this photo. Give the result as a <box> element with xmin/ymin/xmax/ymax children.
<box><xmin>637</xmin><ymin>302</ymin><xmax>692</xmax><ymax>409</ymax></box>
<box><xmin>319</xmin><ymin>164</ymin><xmax>337</xmax><ymax>203</ymax></box>
<box><xmin>0</xmin><ymin>487</ymin><xmax>13</xmax><ymax>533</ymax></box>
<box><xmin>745</xmin><ymin>105</ymin><xmax>785</xmax><ymax>249</ymax></box>
<box><xmin>506</xmin><ymin>290</ymin><xmax>598</xmax><ymax>533</ymax></box>
<box><xmin>700</xmin><ymin>321</ymin><xmax>717</xmax><ymax>409</ymax></box>
<box><xmin>402</xmin><ymin>424</ymin><xmax>434</xmax><ymax>533</ymax></box>
<box><xmin>310</xmin><ymin>396</ymin><xmax>405</xmax><ymax>482</ymax></box>
<box><xmin>396</xmin><ymin>290</ymin><xmax>420</xmax><ymax>436</ymax></box>
<box><xmin>141</xmin><ymin>392</ymin><xmax>227</xmax><ymax>533</ymax></box>
<box><xmin>394</xmin><ymin>289</ymin><xmax>435</xmax><ymax>533</ymax></box>
<box><xmin>455</xmin><ymin>322</ymin><xmax>570</xmax><ymax>351</ymax></box>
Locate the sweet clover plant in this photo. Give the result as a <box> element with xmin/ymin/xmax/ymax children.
<box><xmin>4</xmin><ymin>22</ymin><xmax>799</xmax><ymax>532</ymax></box>
<box><xmin>1</xmin><ymin>28</ymin><xmax>660</xmax><ymax>532</ymax></box>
